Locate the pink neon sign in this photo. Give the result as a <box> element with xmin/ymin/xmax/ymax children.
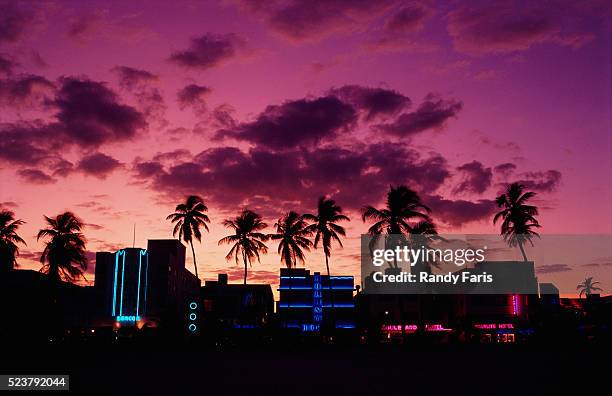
<box><xmin>381</xmin><ymin>324</ymin><xmax>452</xmax><ymax>332</ymax></box>
<box><xmin>474</xmin><ymin>323</ymin><xmax>514</xmax><ymax>330</ymax></box>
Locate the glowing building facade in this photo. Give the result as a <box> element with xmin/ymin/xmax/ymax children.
<box><xmin>95</xmin><ymin>239</ymin><xmax>200</xmax><ymax>329</ymax></box>
<box><xmin>277</xmin><ymin>268</ymin><xmax>355</xmax><ymax>332</ymax></box>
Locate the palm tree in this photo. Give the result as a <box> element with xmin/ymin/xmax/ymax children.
<box><xmin>409</xmin><ymin>220</ymin><xmax>442</xmax><ymax>274</ymax></box>
<box><xmin>303</xmin><ymin>197</ymin><xmax>350</xmax><ymax>319</ymax></box>
<box><xmin>362</xmin><ymin>185</ymin><xmax>432</xmax><ymax>268</ymax></box>
<box><xmin>270</xmin><ymin>211</ymin><xmax>313</xmax><ymax>268</ymax></box>
<box><xmin>576</xmin><ymin>277</ymin><xmax>603</xmax><ymax>298</ymax></box>
<box><xmin>37</xmin><ymin>212</ymin><xmax>88</xmax><ymax>284</ymax></box>
<box><xmin>494</xmin><ymin>182</ymin><xmax>540</xmax><ymax>262</ymax></box>
<box><xmin>0</xmin><ymin>210</ymin><xmax>26</xmax><ymax>273</ymax></box>
<box><xmin>219</xmin><ymin>209</ymin><xmax>269</xmax><ymax>284</ymax></box>
<box><xmin>167</xmin><ymin>195</ymin><xmax>210</xmax><ymax>279</ymax></box>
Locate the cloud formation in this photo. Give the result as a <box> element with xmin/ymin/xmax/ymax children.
<box><xmin>0</xmin><ymin>1</ymin><xmax>34</xmax><ymax>44</ymax></box>
<box><xmin>177</xmin><ymin>84</ymin><xmax>211</xmax><ymax>115</ymax></box>
<box><xmin>536</xmin><ymin>263</ymin><xmax>573</xmax><ymax>274</ymax></box>
<box><xmin>375</xmin><ymin>94</ymin><xmax>462</xmax><ymax>137</ymax></box>
<box><xmin>426</xmin><ymin>195</ymin><xmax>496</xmax><ymax>227</ymax></box>
<box><xmin>0</xmin><ymin>74</ymin><xmax>55</xmax><ymax>108</ymax></box>
<box><xmin>169</xmin><ymin>33</ymin><xmax>245</xmax><ymax>70</ymax></box>
<box><xmin>447</xmin><ymin>2</ymin><xmax>594</xmax><ymax>55</ymax></box>
<box><xmin>329</xmin><ymin>85</ymin><xmax>411</xmax><ymax>120</ymax></box>
<box><xmin>55</xmin><ymin>77</ymin><xmax>147</xmax><ymax>146</ymax></box>
<box><xmin>517</xmin><ymin>170</ymin><xmax>562</xmax><ymax>192</ymax></box>
<box><xmin>0</xmin><ymin>54</ymin><xmax>17</xmax><ymax>75</ymax></box>
<box><xmin>77</xmin><ymin>152</ymin><xmax>122</xmax><ymax>178</ymax></box>
<box><xmin>384</xmin><ymin>3</ymin><xmax>430</xmax><ymax>34</ymax></box>
<box><xmin>453</xmin><ymin>161</ymin><xmax>492</xmax><ymax>195</ymax></box>
<box><xmin>215</xmin><ymin>95</ymin><xmax>357</xmax><ymax>149</ymax></box>
<box><xmin>242</xmin><ymin>0</ymin><xmax>395</xmax><ymax>42</ymax></box>
<box><xmin>16</xmin><ymin>169</ymin><xmax>56</xmax><ymax>185</ymax></box>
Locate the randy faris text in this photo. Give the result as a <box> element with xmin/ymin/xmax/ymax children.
<box><xmin>372</xmin><ymin>271</ymin><xmax>493</xmax><ymax>285</ymax></box>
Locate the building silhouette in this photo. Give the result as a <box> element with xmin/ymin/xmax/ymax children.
<box><xmin>277</xmin><ymin>268</ymin><xmax>355</xmax><ymax>332</ymax></box>
<box><xmin>94</xmin><ymin>239</ymin><xmax>200</xmax><ymax>331</ymax></box>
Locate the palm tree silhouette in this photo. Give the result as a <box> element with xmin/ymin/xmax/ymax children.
<box><xmin>0</xmin><ymin>210</ymin><xmax>26</xmax><ymax>273</ymax></box>
<box><xmin>37</xmin><ymin>212</ymin><xmax>88</xmax><ymax>284</ymax></box>
<box><xmin>494</xmin><ymin>182</ymin><xmax>540</xmax><ymax>262</ymax></box>
<box><xmin>219</xmin><ymin>209</ymin><xmax>269</xmax><ymax>284</ymax></box>
<box><xmin>362</xmin><ymin>185</ymin><xmax>432</xmax><ymax>268</ymax></box>
<box><xmin>270</xmin><ymin>211</ymin><xmax>313</xmax><ymax>268</ymax></box>
<box><xmin>304</xmin><ymin>197</ymin><xmax>350</xmax><ymax>319</ymax></box>
<box><xmin>166</xmin><ymin>195</ymin><xmax>210</xmax><ymax>279</ymax></box>
<box><xmin>576</xmin><ymin>277</ymin><xmax>602</xmax><ymax>298</ymax></box>
<box><xmin>409</xmin><ymin>220</ymin><xmax>442</xmax><ymax>274</ymax></box>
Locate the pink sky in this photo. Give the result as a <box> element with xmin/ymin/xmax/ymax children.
<box><xmin>1</xmin><ymin>0</ymin><xmax>611</xmax><ymax>296</ymax></box>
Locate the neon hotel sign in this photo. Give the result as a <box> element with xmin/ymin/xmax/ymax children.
<box><xmin>382</xmin><ymin>324</ymin><xmax>451</xmax><ymax>332</ymax></box>
<box><xmin>381</xmin><ymin>323</ymin><xmax>514</xmax><ymax>332</ymax></box>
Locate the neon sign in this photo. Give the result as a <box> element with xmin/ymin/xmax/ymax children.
<box><xmin>382</xmin><ymin>324</ymin><xmax>418</xmax><ymax>332</ymax></box>
<box><xmin>512</xmin><ymin>294</ymin><xmax>520</xmax><ymax>316</ymax></box>
<box><xmin>381</xmin><ymin>324</ymin><xmax>452</xmax><ymax>332</ymax></box>
<box><xmin>474</xmin><ymin>323</ymin><xmax>514</xmax><ymax>330</ymax></box>
<box><xmin>187</xmin><ymin>300</ymin><xmax>198</xmax><ymax>333</ymax></box>
<box><xmin>116</xmin><ymin>315</ymin><xmax>141</xmax><ymax>322</ymax></box>
<box><xmin>313</xmin><ymin>272</ymin><xmax>322</xmax><ymax>325</ymax></box>
<box><xmin>111</xmin><ymin>249</ymin><xmax>148</xmax><ymax>318</ymax></box>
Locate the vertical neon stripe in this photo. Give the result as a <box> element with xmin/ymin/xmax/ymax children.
<box><xmin>112</xmin><ymin>252</ymin><xmax>119</xmax><ymax>316</ymax></box>
<box><xmin>119</xmin><ymin>250</ymin><xmax>126</xmax><ymax>316</ymax></box>
<box><xmin>143</xmin><ymin>251</ymin><xmax>149</xmax><ymax>315</ymax></box>
<box><xmin>136</xmin><ymin>249</ymin><xmax>144</xmax><ymax>316</ymax></box>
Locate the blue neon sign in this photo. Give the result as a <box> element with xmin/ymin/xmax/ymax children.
<box><xmin>116</xmin><ymin>315</ymin><xmax>141</xmax><ymax>322</ymax></box>
<box><xmin>313</xmin><ymin>272</ymin><xmax>322</xmax><ymax>325</ymax></box>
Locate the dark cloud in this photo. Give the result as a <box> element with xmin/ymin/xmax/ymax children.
<box><xmin>0</xmin><ymin>201</ymin><xmax>19</xmax><ymax>208</ymax></box>
<box><xmin>152</xmin><ymin>149</ymin><xmax>192</xmax><ymax>164</ymax></box>
<box><xmin>112</xmin><ymin>66</ymin><xmax>158</xmax><ymax>90</ymax></box>
<box><xmin>133</xmin><ymin>141</ymin><xmax>451</xmax><ymax>215</ymax></box>
<box><xmin>375</xmin><ymin>94</ymin><xmax>462</xmax><ymax>137</ymax></box>
<box><xmin>329</xmin><ymin>85</ymin><xmax>411</xmax><ymax>120</ymax></box>
<box><xmin>112</xmin><ymin>66</ymin><xmax>165</xmax><ymax>124</ymax></box>
<box><xmin>0</xmin><ymin>122</ymin><xmax>56</xmax><ymax>165</ymax></box>
<box><xmin>77</xmin><ymin>152</ymin><xmax>122</xmax><ymax>178</ymax></box>
<box><xmin>453</xmin><ymin>161</ymin><xmax>492</xmax><ymax>195</ymax></box>
<box><xmin>55</xmin><ymin>77</ymin><xmax>147</xmax><ymax>146</ymax></box>
<box><xmin>169</xmin><ymin>33</ymin><xmax>245</xmax><ymax>70</ymax></box>
<box><xmin>0</xmin><ymin>74</ymin><xmax>56</xmax><ymax>108</ymax></box>
<box><xmin>193</xmin><ymin>104</ymin><xmax>239</xmax><ymax>134</ymax></box>
<box><xmin>215</xmin><ymin>95</ymin><xmax>357</xmax><ymax>149</ymax></box>
<box><xmin>536</xmin><ymin>264</ymin><xmax>572</xmax><ymax>274</ymax></box>
<box><xmin>494</xmin><ymin>162</ymin><xmax>516</xmax><ymax>178</ymax></box>
<box><xmin>0</xmin><ymin>54</ymin><xmax>17</xmax><ymax>76</ymax></box>
<box><xmin>426</xmin><ymin>195</ymin><xmax>496</xmax><ymax>227</ymax></box>
<box><xmin>240</xmin><ymin>0</ymin><xmax>395</xmax><ymax>42</ymax></box>
<box><xmin>0</xmin><ymin>1</ymin><xmax>33</xmax><ymax>44</ymax></box>
<box><xmin>133</xmin><ymin>160</ymin><xmax>164</xmax><ymax>179</ymax></box>
<box><xmin>516</xmin><ymin>170</ymin><xmax>562</xmax><ymax>192</ymax></box>
<box><xmin>1</xmin><ymin>77</ymin><xmax>146</xmax><ymax>172</ymax></box>
<box><xmin>177</xmin><ymin>84</ymin><xmax>211</xmax><ymax>115</ymax></box>
<box><xmin>447</xmin><ymin>2</ymin><xmax>594</xmax><ymax>55</ymax></box>
<box><xmin>384</xmin><ymin>3</ymin><xmax>430</xmax><ymax>34</ymax></box>
<box><xmin>17</xmin><ymin>169</ymin><xmax>56</xmax><ymax>185</ymax></box>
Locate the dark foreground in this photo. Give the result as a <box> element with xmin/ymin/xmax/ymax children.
<box><xmin>2</xmin><ymin>341</ymin><xmax>608</xmax><ymax>395</ymax></box>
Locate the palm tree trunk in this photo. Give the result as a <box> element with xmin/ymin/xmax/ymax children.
<box><xmin>190</xmin><ymin>240</ymin><xmax>198</xmax><ymax>279</ymax></box>
<box><xmin>325</xmin><ymin>254</ymin><xmax>335</xmax><ymax>330</ymax></box>
<box><xmin>518</xmin><ymin>241</ymin><xmax>528</xmax><ymax>262</ymax></box>
<box><xmin>243</xmin><ymin>251</ymin><xmax>247</xmax><ymax>285</ymax></box>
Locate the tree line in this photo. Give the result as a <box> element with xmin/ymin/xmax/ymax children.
<box><xmin>0</xmin><ymin>182</ymin><xmax>601</xmax><ymax>297</ymax></box>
